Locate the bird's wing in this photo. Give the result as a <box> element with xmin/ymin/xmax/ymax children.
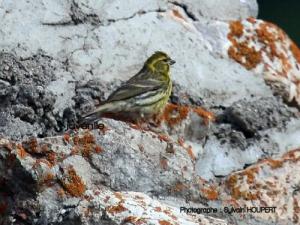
<box><xmin>107</xmin><ymin>78</ymin><xmax>165</xmax><ymax>102</ymax></box>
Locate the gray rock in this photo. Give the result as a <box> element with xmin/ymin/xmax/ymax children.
<box><xmin>171</xmin><ymin>0</ymin><xmax>258</xmax><ymax>21</ymax></box>
<box><xmin>222</xmin><ymin>97</ymin><xmax>295</xmax><ymax>138</ymax></box>
<box><xmin>0</xmin><ymin>123</ymin><xmax>226</xmax><ymax>224</ymax></box>
<box><xmin>1</xmin><ymin>0</ymin><xmax>300</xmax><ymax>224</ymax></box>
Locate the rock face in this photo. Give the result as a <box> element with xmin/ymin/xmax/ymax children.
<box><xmin>174</xmin><ymin>0</ymin><xmax>258</xmax><ymax>21</ymax></box>
<box><xmin>1</xmin><ymin>0</ymin><xmax>300</xmax><ymax>225</ymax></box>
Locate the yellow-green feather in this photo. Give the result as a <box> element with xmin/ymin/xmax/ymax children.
<box><xmin>82</xmin><ymin>51</ymin><xmax>174</xmax><ymax>123</ymax></box>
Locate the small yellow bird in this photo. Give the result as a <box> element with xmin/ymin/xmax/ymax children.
<box><xmin>82</xmin><ymin>51</ymin><xmax>175</xmax><ymax>123</ymax></box>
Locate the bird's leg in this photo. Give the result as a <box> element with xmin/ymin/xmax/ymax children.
<box><xmin>151</xmin><ymin>113</ymin><xmax>163</xmax><ymax>127</ymax></box>
<box><xmin>129</xmin><ymin>114</ymin><xmax>150</xmax><ymax>131</ymax></box>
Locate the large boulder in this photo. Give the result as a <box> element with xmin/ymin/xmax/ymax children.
<box><xmin>1</xmin><ymin>0</ymin><xmax>300</xmax><ymax>224</ymax></box>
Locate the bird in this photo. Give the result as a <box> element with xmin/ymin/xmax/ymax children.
<box><xmin>81</xmin><ymin>51</ymin><xmax>175</xmax><ymax>124</ymax></box>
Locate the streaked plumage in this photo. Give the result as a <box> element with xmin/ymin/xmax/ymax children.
<box><xmin>82</xmin><ymin>51</ymin><xmax>175</xmax><ymax>123</ymax></box>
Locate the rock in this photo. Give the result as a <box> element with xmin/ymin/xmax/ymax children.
<box><xmin>195</xmin><ymin>97</ymin><xmax>296</xmax><ymax>180</ymax></box>
<box><xmin>1</xmin><ymin>0</ymin><xmax>300</xmax><ymax>224</ymax></box>
<box><xmin>0</xmin><ymin>121</ymin><xmax>226</xmax><ymax>224</ymax></box>
<box><xmin>172</xmin><ymin>0</ymin><xmax>258</xmax><ymax>21</ymax></box>
<box><xmin>222</xmin><ymin>97</ymin><xmax>295</xmax><ymax>138</ymax></box>
<box><xmin>196</xmin><ymin>18</ymin><xmax>300</xmax><ymax>107</ymax></box>
<box><xmin>217</xmin><ymin>148</ymin><xmax>300</xmax><ymax>225</ymax></box>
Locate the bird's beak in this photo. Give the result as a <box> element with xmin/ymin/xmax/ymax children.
<box><xmin>168</xmin><ymin>59</ymin><xmax>176</xmax><ymax>65</ymax></box>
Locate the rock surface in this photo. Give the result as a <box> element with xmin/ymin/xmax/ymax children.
<box><xmin>1</xmin><ymin>0</ymin><xmax>300</xmax><ymax>225</ymax></box>
<box><xmin>174</xmin><ymin>0</ymin><xmax>258</xmax><ymax>21</ymax></box>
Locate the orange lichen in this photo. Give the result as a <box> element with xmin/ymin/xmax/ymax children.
<box><xmin>226</xmin><ymin>175</ymin><xmax>237</xmax><ymax>189</ymax></box>
<box><xmin>225</xmin><ymin>167</ymin><xmax>260</xmax><ymax>200</ymax></box>
<box><xmin>224</xmin><ymin>198</ymin><xmax>240</xmax><ymax>208</ymax></box>
<box><xmin>62</xmin><ymin>167</ymin><xmax>86</xmax><ymax>197</ymax></box>
<box><xmin>279</xmin><ymin>53</ymin><xmax>292</xmax><ymax>75</ymax></box>
<box><xmin>28</xmin><ymin>137</ymin><xmax>38</xmax><ymax>152</ymax></box>
<box><xmin>122</xmin><ymin>216</ymin><xmax>146</xmax><ymax>224</ymax></box>
<box><xmin>256</xmin><ymin>24</ymin><xmax>278</xmax><ymax>59</ymax></box>
<box><xmin>283</xmin><ymin>148</ymin><xmax>300</xmax><ymax>162</ymax></box>
<box><xmin>129</xmin><ymin>123</ymin><xmax>142</xmax><ymax>130</ymax></box>
<box><xmin>159</xmin><ymin>220</ymin><xmax>172</xmax><ymax>225</ymax></box>
<box><xmin>73</xmin><ymin>136</ymin><xmax>79</xmax><ymax>145</ymax></box>
<box><xmin>40</xmin><ymin>173</ymin><xmax>55</xmax><ymax>187</ymax></box>
<box><xmin>256</xmin><ymin>22</ymin><xmax>292</xmax><ymax>75</ymax></box>
<box><xmin>172</xmin><ymin>9</ymin><xmax>186</xmax><ymax>21</ymax></box>
<box><xmin>16</xmin><ymin>144</ymin><xmax>28</xmax><ymax>159</ymax></box>
<box><xmin>231</xmin><ymin>186</ymin><xmax>242</xmax><ymax>200</ymax></box>
<box><xmin>32</xmin><ymin>159</ymin><xmax>52</xmax><ymax>170</ymax></box>
<box><xmin>171</xmin><ymin>182</ymin><xmax>187</xmax><ymax>192</ymax></box>
<box><xmin>72</xmin><ymin>132</ymin><xmax>99</xmax><ymax>158</ymax></box>
<box><xmin>290</xmin><ymin>41</ymin><xmax>300</xmax><ymax>64</ymax></box>
<box><xmin>230</xmin><ymin>186</ymin><xmax>259</xmax><ymax>200</ymax></box>
<box><xmin>229</xmin><ymin>21</ymin><xmax>244</xmax><ymax>38</ymax></box>
<box><xmin>201</xmin><ymin>187</ymin><xmax>219</xmax><ymax>200</ymax></box>
<box><xmin>162</xmin><ymin>103</ymin><xmax>190</xmax><ymax>127</ymax></box>
<box><xmin>154</xmin><ymin>207</ymin><xmax>162</xmax><ymax>212</ymax></box>
<box><xmin>293</xmin><ymin>197</ymin><xmax>300</xmax><ymax>224</ymax></box>
<box><xmin>228</xmin><ymin>41</ymin><xmax>262</xmax><ymax>70</ymax></box>
<box><xmin>79</xmin><ymin>132</ymin><xmax>95</xmax><ymax>145</ymax></box>
<box><xmin>227</xmin><ymin>18</ymin><xmax>300</xmax><ymax>107</ymax></box>
<box><xmin>283</xmin><ymin>149</ymin><xmax>298</xmax><ymax>159</ymax></box>
<box><xmin>228</xmin><ymin>19</ymin><xmax>268</xmax><ymax>70</ymax></box>
<box><xmin>246</xmin><ymin>17</ymin><xmax>256</xmax><ymax>24</ymax></box>
<box><xmin>256</xmin><ymin>149</ymin><xmax>300</xmax><ymax>170</ymax></box>
<box><xmin>193</xmin><ymin>107</ymin><xmax>215</xmax><ymax>125</ymax></box>
<box><xmin>242</xmin><ymin>167</ymin><xmax>259</xmax><ymax>183</ymax></box>
<box><xmin>95</xmin><ymin>145</ymin><xmax>104</xmax><ymax>153</ymax></box>
<box><xmin>70</xmin><ymin>147</ymin><xmax>79</xmax><ymax>155</ymax></box>
<box><xmin>46</xmin><ymin>152</ymin><xmax>56</xmax><ymax>166</ymax></box>
<box><xmin>177</xmin><ymin>137</ymin><xmax>185</xmax><ymax>147</ymax></box>
<box><xmin>158</xmin><ymin>134</ymin><xmax>170</xmax><ymax>142</ymax></box>
<box><xmin>163</xmin><ymin>209</ymin><xmax>178</xmax><ymax>220</ymax></box>
<box><xmin>186</xmin><ymin>146</ymin><xmax>196</xmax><ymax>161</ymax></box>
<box><xmin>243</xmin><ymin>192</ymin><xmax>259</xmax><ymax>200</ymax></box>
<box><xmin>22</xmin><ymin>138</ymin><xmax>52</xmax><ymax>155</ymax></box>
<box><xmin>266</xmin><ymin>158</ymin><xmax>284</xmax><ymax>169</ymax></box>
<box><xmin>63</xmin><ymin>133</ymin><xmax>70</xmax><ymax>143</ymax></box>
<box><xmin>226</xmin><ymin>174</ymin><xmax>244</xmax><ymax>200</ymax></box>
<box><xmin>107</xmin><ymin>204</ymin><xmax>127</xmax><ymax>215</ymax></box>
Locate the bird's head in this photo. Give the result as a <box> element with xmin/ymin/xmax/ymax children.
<box><xmin>144</xmin><ymin>51</ymin><xmax>175</xmax><ymax>74</ymax></box>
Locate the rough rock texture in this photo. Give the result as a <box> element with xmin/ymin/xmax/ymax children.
<box><xmin>1</xmin><ymin>0</ymin><xmax>300</xmax><ymax>225</ymax></box>
<box><xmin>196</xmin><ymin>18</ymin><xmax>300</xmax><ymax>107</ymax></box>
<box><xmin>217</xmin><ymin>148</ymin><xmax>300</xmax><ymax>225</ymax></box>
<box><xmin>173</xmin><ymin>0</ymin><xmax>258</xmax><ymax>21</ymax></box>
<box><xmin>0</xmin><ymin>122</ymin><xmax>227</xmax><ymax>225</ymax></box>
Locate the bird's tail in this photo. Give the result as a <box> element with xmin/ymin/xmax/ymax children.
<box><xmin>80</xmin><ymin>102</ymin><xmax>113</xmax><ymax>124</ymax></box>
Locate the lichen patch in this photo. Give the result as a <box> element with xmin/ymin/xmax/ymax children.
<box><xmin>227</xmin><ymin>19</ymin><xmax>300</xmax><ymax>106</ymax></box>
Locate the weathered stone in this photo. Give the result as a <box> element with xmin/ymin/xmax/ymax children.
<box><xmin>1</xmin><ymin>0</ymin><xmax>300</xmax><ymax>224</ymax></box>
